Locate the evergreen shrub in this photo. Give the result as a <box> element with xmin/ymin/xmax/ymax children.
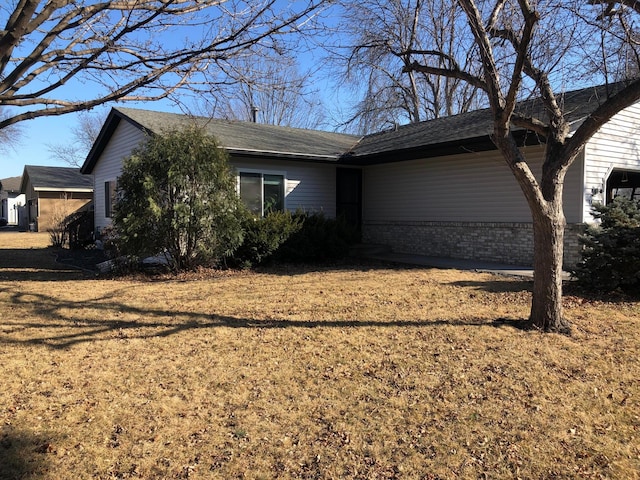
<box><xmin>573</xmin><ymin>197</ymin><xmax>640</xmax><ymax>293</ymax></box>
<box><xmin>275</xmin><ymin>211</ymin><xmax>360</xmax><ymax>263</ymax></box>
<box><xmin>230</xmin><ymin>210</ymin><xmax>303</xmax><ymax>268</ymax></box>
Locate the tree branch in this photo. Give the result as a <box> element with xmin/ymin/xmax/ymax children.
<box><xmin>562</xmin><ymin>79</ymin><xmax>640</xmax><ymax>165</ymax></box>
<box><xmin>0</xmin><ymin>0</ymin><xmax>326</xmax><ymax>128</ymax></box>
<box><xmin>457</xmin><ymin>0</ymin><xmax>504</xmax><ymax>114</ymax></box>
<box><xmin>401</xmin><ymin>44</ymin><xmax>487</xmax><ymax>92</ymax></box>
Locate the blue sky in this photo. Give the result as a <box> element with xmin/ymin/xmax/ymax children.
<box><xmin>2</xmin><ymin>101</ymin><xmax>172</xmax><ymax>180</ymax></box>
<box><xmin>0</xmin><ymin>1</ymin><xmax>347</xmax><ymax>181</ymax></box>
<box><xmin>1</xmin><ymin>77</ymin><xmax>346</xmax><ymax>181</ymax></box>
<box><xmin>3</xmin><ymin>113</ymin><xmax>92</xmax><ymax>179</ymax></box>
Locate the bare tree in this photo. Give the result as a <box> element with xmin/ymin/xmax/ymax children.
<box><xmin>334</xmin><ymin>0</ymin><xmax>482</xmax><ymax>133</ymax></box>
<box><xmin>400</xmin><ymin>0</ymin><xmax>640</xmax><ymax>332</ymax></box>
<box><xmin>200</xmin><ymin>56</ymin><xmax>327</xmax><ymax>129</ymax></box>
<box><xmin>0</xmin><ymin>0</ymin><xmax>328</xmax><ymax>133</ymax></box>
<box><xmin>48</xmin><ymin>110</ymin><xmax>106</xmax><ymax>167</ymax></box>
<box><xmin>0</xmin><ymin>108</ymin><xmax>21</xmax><ymax>152</ymax></box>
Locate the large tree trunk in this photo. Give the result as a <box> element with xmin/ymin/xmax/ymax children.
<box><xmin>529</xmin><ymin>204</ymin><xmax>571</xmax><ymax>333</ymax></box>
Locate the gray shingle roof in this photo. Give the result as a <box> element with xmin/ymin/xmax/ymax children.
<box><xmin>0</xmin><ymin>176</ymin><xmax>22</xmax><ymax>193</ymax></box>
<box><xmin>82</xmin><ymin>82</ymin><xmax>633</xmax><ymax>173</ymax></box>
<box><xmin>114</xmin><ymin>108</ymin><xmax>361</xmax><ymax>159</ymax></box>
<box><xmin>347</xmin><ymin>82</ymin><xmax>630</xmax><ymax>160</ymax></box>
<box><xmin>21</xmin><ymin>166</ymin><xmax>93</xmax><ymax>192</ymax></box>
<box><xmin>349</xmin><ymin>109</ymin><xmax>495</xmax><ymax>159</ymax></box>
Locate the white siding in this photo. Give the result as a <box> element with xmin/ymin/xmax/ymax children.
<box><xmin>92</xmin><ymin>125</ymin><xmax>338</xmax><ymax>232</ymax></box>
<box><xmin>584</xmin><ymin>101</ymin><xmax>640</xmax><ymax>222</ymax></box>
<box><xmin>3</xmin><ymin>193</ymin><xmax>25</xmax><ymax>225</ymax></box>
<box><xmin>93</xmin><ymin>121</ymin><xmax>146</xmax><ymax>231</ymax></box>
<box><xmin>230</xmin><ymin>158</ymin><xmax>336</xmax><ymax>216</ymax></box>
<box><xmin>363</xmin><ymin>145</ymin><xmax>584</xmax><ymax>224</ymax></box>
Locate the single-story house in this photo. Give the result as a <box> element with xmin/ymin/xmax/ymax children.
<box><xmin>20</xmin><ymin>165</ymin><xmax>94</xmax><ymax>232</ymax></box>
<box><xmin>1</xmin><ymin>176</ymin><xmax>26</xmax><ymax>227</ymax></box>
<box><xmin>80</xmin><ymin>84</ymin><xmax>640</xmax><ymax>268</ymax></box>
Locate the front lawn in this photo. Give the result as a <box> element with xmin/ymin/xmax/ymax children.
<box><xmin>1</xmin><ymin>233</ymin><xmax>638</xmax><ymax>479</ymax></box>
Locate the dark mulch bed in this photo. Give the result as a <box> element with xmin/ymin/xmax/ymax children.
<box><xmin>55</xmin><ymin>246</ymin><xmax>109</xmax><ymax>273</ymax></box>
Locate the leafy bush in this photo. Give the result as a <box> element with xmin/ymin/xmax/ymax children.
<box><xmin>573</xmin><ymin>197</ymin><xmax>640</xmax><ymax>293</ymax></box>
<box><xmin>114</xmin><ymin>126</ymin><xmax>245</xmax><ymax>272</ymax></box>
<box><xmin>275</xmin><ymin>211</ymin><xmax>360</xmax><ymax>263</ymax></box>
<box><xmin>99</xmin><ymin>224</ymin><xmax>122</xmax><ymax>259</ymax></box>
<box><xmin>229</xmin><ymin>210</ymin><xmax>303</xmax><ymax>268</ymax></box>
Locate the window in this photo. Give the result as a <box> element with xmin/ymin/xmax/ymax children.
<box><xmin>104</xmin><ymin>180</ymin><xmax>117</xmax><ymax>218</ymax></box>
<box><xmin>239</xmin><ymin>172</ymin><xmax>285</xmax><ymax>216</ymax></box>
<box><xmin>606</xmin><ymin>169</ymin><xmax>640</xmax><ymax>203</ymax></box>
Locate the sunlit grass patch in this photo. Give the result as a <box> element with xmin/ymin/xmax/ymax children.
<box><xmin>1</xmin><ymin>233</ymin><xmax>638</xmax><ymax>479</ymax></box>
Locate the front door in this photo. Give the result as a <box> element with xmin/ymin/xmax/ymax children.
<box><xmin>336</xmin><ymin>168</ymin><xmax>362</xmax><ymax>230</ymax></box>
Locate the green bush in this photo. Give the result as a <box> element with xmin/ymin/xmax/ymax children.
<box><xmin>114</xmin><ymin>126</ymin><xmax>244</xmax><ymax>272</ymax></box>
<box><xmin>275</xmin><ymin>211</ymin><xmax>360</xmax><ymax>263</ymax></box>
<box><xmin>573</xmin><ymin>197</ymin><xmax>640</xmax><ymax>293</ymax></box>
<box><xmin>230</xmin><ymin>210</ymin><xmax>303</xmax><ymax>269</ymax></box>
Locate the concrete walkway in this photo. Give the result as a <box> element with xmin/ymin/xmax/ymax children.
<box><xmin>361</xmin><ymin>250</ymin><xmax>546</xmax><ymax>278</ymax></box>
<box><xmin>363</xmin><ymin>251</ymin><xmax>575</xmax><ymax>280</ymax></box>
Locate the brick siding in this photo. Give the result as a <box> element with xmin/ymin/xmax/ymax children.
<box><xmin>362</xmin><ymin>221</ymin><xmax>586</xmax><ymax>269</ymax></box>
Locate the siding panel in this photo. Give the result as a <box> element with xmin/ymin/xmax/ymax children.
<box><xmin>584</xmin><ymin>102</ymin><xmax>640</xmax><ymax>222</ymax></box>
<box><xmin>93</xmin><ymin>121</ymin><xmax>146</xmax><ymax>231</ymax></box>
<box><xmin>363</xmin><ymin>146</ymin><xmax>584</xmax><ymax>223</ymax></box>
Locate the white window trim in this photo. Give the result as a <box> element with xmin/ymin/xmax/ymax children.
<box><xmin>603</xmin><ymin>165</ymin><xmax>640</xmax><ymax>204</ymax></box>
<box><xmin>236</xmin><ymin>168</ymin><xmax>287</xmax><ymax>215</ymax></box>
<box><xmin>104</xmin><ymin>179</ymin><xmax>117</xmax><ymax>218</ymax></box>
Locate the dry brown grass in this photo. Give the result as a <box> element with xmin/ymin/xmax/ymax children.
<box><xmin>1</xmin><ymin>232</ymin><xmax>639</xmax><ymax>479</ymax></box>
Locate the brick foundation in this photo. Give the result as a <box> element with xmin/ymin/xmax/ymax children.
<box><xmin>362</xmin><ymin>221</ymin><xmax>585</xmax><ymax>269</ymax></box>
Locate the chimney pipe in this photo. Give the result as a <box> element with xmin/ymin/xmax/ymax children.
<box><xmin>251</xmin><ymin>105</ymin><xmax>259</xmax><ymax>123</ymax></box>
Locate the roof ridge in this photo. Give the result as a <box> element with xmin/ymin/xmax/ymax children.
<box><xmin>360</xmin><ymin>81</ymin><xmax>624</xmax><ymax>141</ymax></box>
<box><xmin>114</xmin><ymin>107</ymin><xmax>360</xmax><ymax>139</ymax></box>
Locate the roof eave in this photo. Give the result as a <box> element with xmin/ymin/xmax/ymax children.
<box><xmin>32</xmin><ymin>187</ymin><xmax>93</xmax><ymax>193</ymax></box>
<box><xmin>228</xmin><ymin>148</ymin><xmax>341</xmax><ymax>163</ymax></box>
<box><xmin>19</xmin><ymin>167</ymin><xmax>30</xmax><ymax>194</ymax></box>
<box><xmin>341</xmin><ymin>130</ymin><xmax>544</xmax><ymax>165</ymax></box>
<box><xmin>81</xmin><ymin>109</ymin><xmax>140</xmax><ymax>174</ymax></box>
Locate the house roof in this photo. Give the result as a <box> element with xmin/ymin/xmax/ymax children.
<box><xmin>345</xmin><ymin>82</ymin><xmax>630</xmax><ymax>163</ymax></box>
<box><xmin>20</xmin><ymin>165</ymin><xmax>93</xmax><ymax>194</ymax></box>
<box><xmin>81</xmin><ymin>108</ymin><xmax>361</xmax><ymax>173</ymax></box>
<box><xmin>0</xmin><ymin>176</ymin><xmax>22</xmax><ymax>193</ymax></box>
<box><xmin>81</xmin><ymin>82</ymin><xmax>632</xmax><ymax>173</ymax></box>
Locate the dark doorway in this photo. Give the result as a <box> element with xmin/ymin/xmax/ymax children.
<box><xmin>606</xmin><ymin>169</ymin><xmax>640</xmax><ymax>203</ymax></box>
<box><xmin>336</xmin><ymin>168</ymin><xmax>362</xmax><ymax>230</ymax></box>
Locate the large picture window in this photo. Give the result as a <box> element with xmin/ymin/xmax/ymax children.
<box><xmin>239</xmin><ymin>172</ymin><xmax>285</xmax><ymax>216</ymax></box>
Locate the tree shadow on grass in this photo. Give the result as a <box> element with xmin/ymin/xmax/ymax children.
<box><xmin>252</xmin><ymin>259</ymin><xmax>426</xmax><ymax>276</ymax></box>
<box><xmin>452</xmin><ymin>277</ymin><xmax>640</xmax><ymax>304</ymax></box>
<box><xmin>0</xmin><ymin>285</ymin><xmax>533</xmax><ymax>350</ymax></box>
<box><xmin>0</xmin><ymin>429</ymin><xmax>54</xmax><ymax>480</ymax></box>
<box><xmin>449</xmin><ymin>278</ymin><xmax>533</xmax><ymax>294</ymax></box>
<box><xmin>0</xmin><ymin>247</ymin><xmax>94</xmax><ymax>282</ymax></box>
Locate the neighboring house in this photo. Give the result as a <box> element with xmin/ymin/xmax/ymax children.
<box><xmin>20</xmin><ymin>165</ymin><xmax>94</xmax><ymax>232</ymax></box>
<box><xmin>0</xmin><ymin>176</ymin><xmax>26</xmax><ymax>227</ymax></box>
<box><xmin>80</xmin><ymin>84</ymin><xmax>640</xmax><ymax>268</ymax></box>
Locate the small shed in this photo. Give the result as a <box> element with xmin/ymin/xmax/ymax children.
<box><xmin>20</xmin><ymin>165</ymin><xmax>93</xmax><ymax>232</ymax></box>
